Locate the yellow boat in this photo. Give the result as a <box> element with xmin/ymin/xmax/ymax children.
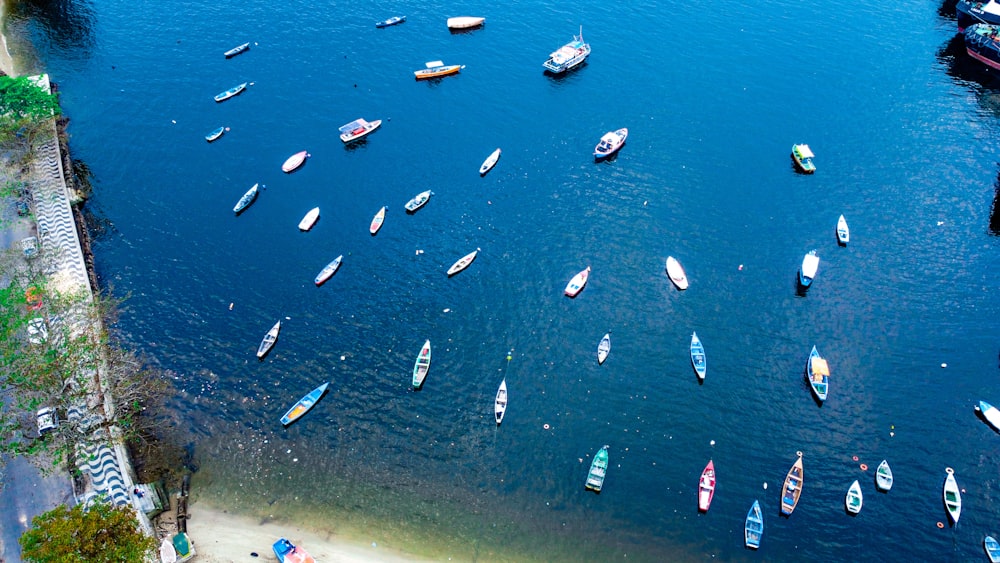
<box><xmin>414</xmin><ymin>60</ymin><xmax>464</xmax><ymax>79</ymax></box>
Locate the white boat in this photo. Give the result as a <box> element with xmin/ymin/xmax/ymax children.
<box><xmin>447</xmin><ymin>248</ymin><xmax>480</xmax><ymax>276</ymax></box>
<box><xmin>257</xmin><ymin>320</ymin><xmax>280</xmax><ymax>359</ymax></box>
<box><xmin>282</xmin><ymin>150</ymin><xmax>309</xmax><ymax>172</ymax></box>
<box><xmin>205</xmin><ymin>126</ymin><xmax>226</xmax><ymax>142</ymax></box>
<box><xmin>495</xmin><ymin>379</ymin><xmax>508</xmax><ymax>425</ymax></box>
<box><xmin>298</xmin><ymin>207</ymin><xmax>320</xmax><ymax>231</ymax></box>
<box><xmin>480</xmin><ymin>148</ymin><xmax>501</xmax><ymax>175</ymax></box>
<box><xmin>836</xmin><ymin>215</ymin><xmax>850</xmax><ymax>245</ymax></box>
<box><xmin>214</xmin><ymin>82</ymin><xmax>247</xmax><ymax>102</ymax></box>
<box><xmin>314</xmin><ymin>255</ymin><xmax>343</xmax><ymax>286</ymax></box>
<box><xmin>594</xmin><ymin>128</ymin><xmax>628</xmax><ymax>159</ymax></box>
<box><xmin>414</xmin><ymin>61</ymin><xmax>465</xmax><ymax>79</ymax></box>
<box><xmin>665</xmin><ymin>256</ymin><xmax>689</xmax><ymax>290</ymax></box>
<box><xmin>405</xmin><ymin>190</ymin><xmax>433</xmax><ymax>212</ymax></box>
<box><xmin>224</xmin><ymin>42</ymin><xmax>250</xmax><ymax>58</ymax></box>
<box><xmin>799</xmin><ymin>250</ymin><xmax>819</xmax><ymax>287</ymax></box>
<box><xmin>370</xmin><ymin>206</ymin><xmax>387</xmax><ymax>234</ymax></box>
<box><xmin>564</xmin><ymin>266</ymin><xmax>591</xmax><ymax>297</ymax></box>
<box><xmin>977</xmin><ymin>400</ymin><xmax>1000</xmax><ymax>432</ymax></box>
<box><xmin>943</xmin><ymin>468</ymin><xmax>962</xmax><ymax>523</ymax></box>
<box><xmin>875</xmin><ymin>459</ymin><xmax>893</xmax><ymax>492</ymax></box>
<box><xmin>233</xmin><ymin>183</ymin><xmax>259</xmax><ymax>214</ymax></box>
<box><xmin>160</xmin><ymin>537</ymin><xmax>178</xmax><ymax>563</ymax></box>
<box><xmin>412</xmin><ymin>340</ymin><xmax>432</xmax><ymax>389</ymax></box>
<box><xmin>339</xmin><ymin>118</ymin><xmax>382</xmax><ymax>143</ymax></box>
<box><xmin>845</xmin><ymin>480</ymin><xmax>863</xmax><ymax>514</ymax></box>
<box><xmin>543</xmin><ymin>27</ymin><xmax>591</xmax><ymax>73</ymax></box>
<box><xmin>597</xmin><ymin>332</ymin><xmax>611</xmax><ymax>365</ymax></box>
<box><xmin>447</xmin><ymin>16</ymin><xmax>485</xmax><ymax>29</ymax></box>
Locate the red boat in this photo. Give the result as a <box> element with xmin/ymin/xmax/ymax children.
<box><xmin>698</xmin><ymin>460</ymin><xmax>716</xmax><ymax>512</ymax></box>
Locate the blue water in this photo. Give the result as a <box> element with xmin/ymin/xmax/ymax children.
<box><xmin>7</xmin><ymin>0</ymin><xmax>1000</xmax><ymax>559</ymax></box>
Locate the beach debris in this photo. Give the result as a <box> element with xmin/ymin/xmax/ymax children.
<box><xmin>340</xmin><ymin>355</ymin><xmax>346</xmax><ymax>361</ymax></box>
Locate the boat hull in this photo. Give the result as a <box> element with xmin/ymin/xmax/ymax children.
<box><xmin>944</xmin><ymin>471</ymin><xmax>962</xmax><ymax>523</ymax></box>
<box><xmin>370</xmin><ymin>206</ymin><xmax>387</xmax><ymax>234</ymax></box>
<box><xmin>233</xmin><ymin>183</ymin><xmax>259</xmax><ymax>214</ymax></box>
<box><xmin>781</xmin><ymin>454</ymin><xmax>803</xmax><ymax>516</ymax></box>
<box><xmin>224</xmin><ymin>42</ymin><xmax>250</xmax><ymax>58</ymax></box>
<box><xmin>375</xmin><ymin>16</ymin><xmax>406</xmax><ymax>28</ymax></box>
<box><xmin>206</xmin><ymin>127</ymin><xmax>225</xmax><ymax>142</ymax></box>
<box><xmin>314</xmin><ymin>255</ymin><xmax>342</xmax><ymax>286</ymax></box>
<box><xmin>414</xmin><ymin>65</ymin><xmax>463</xmax><ymax>79</ymax></box>
<box><xmin>698</xmin><ymin>460</ymin><xmax>716</xmax><ymax>512</ymax></box>
<box><xmin>495</xmin><ymin>379</ymin><xmax>508</xmax><ymax>425</ymax></box>
<box><xmin>666</xmin><ymin>256</ymin><xmax>689</xmax><ymax>290</ymax></box>
<box><xmin>340</xmin><ymin>119</ymin><xmax>381</xmax><ymax>143</ymax></box>
<box><xmin>282</xmin><ymin>151</ymin><xmax>308</xmax><ymax>173</ymax></box>
<box><xmin>280</xmin><ymin>382</ymin><xmax>329</xmax><ymax>426</ymax></box>
<box><xmin>597</xmin><ymin>333</ymin><xmax>611</xmax><ymax>365</ymax></box>
<box><xmin>585</xmin><ymin>445</ymin><xmax>609</xmax><ymax>492</ymax></box>
<box><xmin>480</xmin><ymin>148</ymin><xmax>501</xmax><ymax>175</ymax></box>
<box><xmin>214</xmin><ymin>83</ymin><xmax>247</xmax><ymax>102</ymax></box>
<box><xmin>447</xmin><ymin>249</ymin><xmax>479</xmax><ymax>276</ymax></box>
<box><xmin>690</xmin><ymin>332</ymin><xmax>706</xmax><ymax>380</ymax></box>
<box><xmin>412</xmin><ymin>340</ymin><xmax>432</xmax><ymax>389</ymax></box>
<box><xmin>745</xmin><ymin>500</ymin><xmax>763</xmax><ymax>549</ymax></box>
<box><xmin>257</xmin><ymin>321</ymin><xmax>281</xmax><ymax>359</ymax></box>
<box><xmin>806</xmin><ymin>346</ymin><xmax>829</xmax><ymax>402</ymax></box>
<box><xmin>564</xmin><ymin>267</ymin><xmax>590</xmax><ymax>297</ymax></box>
<box><xmin>298</xmin><ymin>207</ymin><xmax>320</xmax><ymax>231</ymax></box>
<box><xmin>958</xmin><ymin>1</ymin><xmax>1000</xmax><ymax>32</ymax></box>
<box><xmin>405</xmin><ymin>190</ymin><xmax>432</xmax><ymax>213</ymax></box>
<box><xmin>594</xmin><ymin>128</ymin><xmax>628</xmax><ymax>159</ymax></box>
<box><xmin>875</xmin><ymin>459</ymin><xmax>893</xmax><ymax>491</ymax></box>
<box><xmin>447</xmin><ymin>16</ymin><xmax>485</xmax><ymax>29</ymax></box>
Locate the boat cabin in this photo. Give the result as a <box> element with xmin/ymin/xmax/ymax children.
<box><xmin>339</xmin><ymin>119</ymin><xmax>370</xmax><ymax>136</ymax></box>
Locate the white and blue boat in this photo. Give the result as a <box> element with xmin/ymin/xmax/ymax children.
<box><xmin>986</xmin><ymin>535</ymin><xmax>1000</xmax><ymax>563</ymax></box>
<box><xmin>965</xmin><ymin>24</ymin><xmax>1000</xmax><ymax>71</ymax></box>
<box><xmin>977</xmin><ymin>400</ymin><xmax>1000</xmax><ymax>432</ymax></box>
<box><xmin>224</xmin><ymin>42</ymin><xmax>250</xmax><ymax>58</ymax></box>
<box><xmin>799</xmin><ymin>250</ymin><xmax>819</xmax><ymax>287</ymax></box>
<box><xmin>543</xmin><ymin>27</ymin><xmax>590</xmax><ymax>73</ymax></box>
<box><xmin>958</xmin><ymin>0</ymin><xmax>1000</xmax><ymax>32</ymax></box>
<box><xmin>375</xmin><ymin>15</ymin><xmax>406</xmax><ymax>28</ymax></box>
<box><xmin>836</xmin><ymin>215</ymin><xmax>849</xmax><ymax>245</ymax></box>
<box><xmin>805</xmin><ymin>345</ymin><xmax>829</xmax><ymax>402</ymax></box>
<box><xmin>690</xmin><ymin>332</ymin><xmax>706</xmax><ymax>381</ymax></box>
<box><xmin>314</xmin><ymin>255</ymin><xmax>343</xmax><ymax>286</ymax></box>
<box><xmin>744</xmin><ymin>499</ymin><xmax>763</xmax><ymax>549</ymax></box>
<box><xmin>272</xmin><ymin>537</ymin><xmax>314</xmax><ymax>562</ymax></box>
<box><xmin>214</xmin><ymin>82</ymin><xmax>247</xmax><ymax>102</ymax></box>
<box><xmin>233</xmin><ymin>183</ymin><xmax>259</xmax><ymax>214</ymax></box>
<box><xmin>205</xmin><ymin>126</ymin><xmax>225</xmax><ymax>142</ymax></box>
<box><xmin>280</xmin><ymin>382</ymin><xmax>329</xmax><ymax>426</ymax></box>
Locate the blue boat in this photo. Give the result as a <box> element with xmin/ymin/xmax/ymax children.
<box><xmin>799</xmin><ymin>250</ymin><xmax>819</xmax><ymax>287</ymax></box>
<box><xmin>957</xmin><ymin>0</ymin><xmax>1000</xmax><ymax>32</ymax></box>
<box><xmin>205</xmin><ymin>126</ymin><xmax>225</xmax><ymax>142</ymax></box>
<box><xmin>965</xmin><ymin>24</ymin><xmax>1000</xmax><ymax>71</ymax></box>
<box><xmin>214</xmin><ymin>82</ymin><xmax>247</xmax><ymax>103</ymax></box>
<box><xmin>273</xmin><ymin>537</ymin><xmax>314</xmax><ymax>562</ymax></box>
<box><xmin>280</xmin><ymin>382</ymin><xmax>329</xmax><ymax>426</ymax></box>
<box><xmin>376</xmin><ymin>15</ymin><xmax>406</xmax><ymax>28</ymax></box>
<box><xmin>690</xmin><ymin>332</ymin><xmax>706</xmax><ymax>381</ymax></box>
<box><xmin>805</xmin><ymin>345</ymin><xmax>829</xmax><ymax>402</ymax></box>
<box><xmin>986</xmin><ymin>535</ymin><xmax>1000</xmax><ymax>563</ymax></box>
<box><xmin>744</xmin><ymin>499</ymin><xmax>763</xmax><ymax>549</ymax></box>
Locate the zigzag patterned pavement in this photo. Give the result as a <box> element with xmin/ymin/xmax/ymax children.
<box><xmin>75</xmin><ymin>444</ymin><xmax>130</xmax><ymax>506</ymax></box>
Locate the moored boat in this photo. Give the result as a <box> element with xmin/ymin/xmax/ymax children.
<box><xmin>447</xmin><ymin>248</ymin><xmax>480</xmax><ymax>276</ymax></box>
<box><xmin>495</xmin><ymin>379</ymin><xmax>508</xmax><ymax>425</ymax></box>
<box><xmin>375</xmin><ymin>15</ymin><xmax>406</xmax><ymax>28</ymax></box>
<box><xmin>314</xmin><ymin>255</ymin><xmax>343</xmax><ymax>286</ymax></box>
<box><xmin>585</xmin><ymin>445</ymin><xmax>609</xmax><ymax>492</ymax></box>
<box><xmin>805</xmin><ymin>345</ymin><xmax>829</xmax><ymax>402</ymax></box>
<box><xmin>214</xmin><ymin>82</ymin><xmax>247</xmax><ymax>102</ymax></box>
<box><xmin>875</xmin><ymin>459</ymin><xmax>894</xmax><ymax>492</ymax></box>
<box><xmin>745</xmin><ymin>500</ymin><xmax>763</xmax><ymax>549</ymax></box>
<box><xmin>273</xmin><ymin>537</ymin><xmax>315</xmax><ymax>563</ymax></box>
<box><xmin>594</xmin><ymin>128</ymin><xmax>628</xmax><ymax>159</ymax></box>
<box><xmin>404</xmin><ymin>190</ymin><xmax>433</xmax><ymax>212</ymax></box>
<box><xmin>480</xmin><ymin>148</ymin><xmax>501</xmax><ymax>175</ymax></box>
<box><xmin>698</xmin><ymin>460</ymin><xmax>716</xmax><ymax>512</ymax></box>
<box><xmin>205</xmin><ymin>126</ymin><xmax>226</xmax><ymax>142</ymax></box>
<box><xmin>160</xmin><ymin>537</ymin><xmax>177</xmax><ymax>563</ymax></box>
<box><xmin>799</xmin><ymin>250</ymin><xmax>819</xmax><ymax>287</ymax></box>
<box><xmin>836</xmin><ymin>214</ymin><xmax>850</xmax><ymax>245</ymax></box>
<box><xmin>944</xmin><ymin>467</ymin><xmax>962</xmax><ymax>523</ymax></box>
<box><xmin>339</xmin><ymin>118</ymin><xmax>382</xmax><ymax>143</ymax></box>
<box><xmin>986</xmin><ymin>535</ymin><xmax>1000</xmax><ymax>563</ymax></box>
<box><xmin>543</xmin><ymin>27</ymin><xmax>591</xmax><ymax>73</ymax></box>
<box><xmin>791</xmin><ymin>144</ymin><xmax>815</xmax><ymax>173</ymax></box>
<box><xmin>666</xmin><ymin>256</ymin><xmax>689</xmax><ymax>290</ymax></box>
<box><xmin>223</xmin><ymin>42</ymin><xmax>250</xmax><ymax>58</ymax></box>
<box><xmin>690</xmin><ymin>332</ymin><xmax>707</xmax><ymax>381</ymax></box>
<box><xmin>298</xmin><ymin>207</ymin><xmax>320</xmax><ymax>231</ymax></box>
<box><xmin>412</xmin><ymin>340</ymin><xmax>432</xmax><ymax>389</ymax></box>
<box><xmin>282</xmin><ymin>151</ymin><xmax>309</xmax><ymax>173</ymax></box>
<box><xmin>781</xmin><ymin>452</ymin><xmax>804</xmax><ymax>516</ymax></box>
<box><xmin>171</xmin><ymin>532</ymin><xmax>195</xmax><ymax>562</ymax></box>
<box><xmin>447</xmin><ymin>16</ymin><xmax>485</xmax><ymax>29</ymax></box>
<box><xmin>959</xmin><ymin>0</ymin><xmax>1000</xmax><ymax>32</ymax></box>
<box><xmin>370</xmin><ymin>206</ymin><xmax>387</xmax><ymax>234</ymax></box>
<box><xmin>414</xmin><ymin>60</ymin><xmax>465</xmax><ymax>79</ymax></box>
<box><xmin>845</xmin><ymin>480</ymin><xmax>863</xmax><ymax>514</ymax></box>
<box><xmin>967</xmin><ymin>24</ymin><xmax>1000</xmax><ymax>71</ymax></box>
<box><xmin>977</xmin><ymin>400</ymin><xmax>1000</xmax><ymax>432</ymax></box>
<box><xmin>280</xmin><ymin>382</ymin><xmax>329</xmax><ymax>426</ymax></box>
<box><xmin>257</xmin><ymin>320</ymin><xmax>280</xmax><ymax>359</ymax></box>
<box><xmin>597</xmin><ymin>332</ymin><xmax>611</xmax><ymax>365</ymax></box>
<box><xmin>233</xmin><ymin>183</ymin><xmax>259</xmax><ymax>214</ymax></box>
<box><xmin>564</xmin><ymin>266</ymin><xmax>591</xmax><ymax>297</ymax></box>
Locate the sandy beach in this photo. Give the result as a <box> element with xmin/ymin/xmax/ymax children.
<box><xmin>186</xmin><ymin>501</ymin><xmax>427</xmax><ymax>563</ymax></box>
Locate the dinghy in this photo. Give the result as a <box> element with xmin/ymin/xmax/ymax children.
<box><xmin>845</xmin><ymin>480</ymin><xmax>863</xmax><ymax>514</ymax></box>
<box><xmin>412</xmin><ymin>340</ymin><xmax>432</xmax><ymax>389</ymax></box>
<box><xmin>977</xmin><ymin>400</ymin><xmax>1000</xmax><ymax>432</ymax></box>
<box><xmin>495</xmin><ymin>379</ymin><xmax>508</xmax><ymax>425</ymax></box>
<box><xmin>875</xmin><ymin>459</ymin><xmax>894</xmax><ymax>492</ymax></box>
<box><xmin>792</xmin><ymin>144</ymin><xmax>816</xmax><ymax>173</ymax></box>
<box><xmin>314</xmin><ymin>255</ymin><xmax>343</xmax><ymax>286</ymax></box>
<box><xmin>447</xmin><ymin>248</ymin><xmax>480</xmax><ymax>276</ymax></box>
<box><xmin>836</xmin><ymin>215</ymin><xmax>850</xmax><ymax>245</ymax></box>
<box><xmin>205</xmin><ymin>126</ymin><xmax>225</xmax><ymax>142</ymax></box>
<box><xmin>480</xmin><ymin>148</ymin><xmax>501</xmax><ymax>175</ymax></box>
<box><xmin>698</xmin><ymin>460</ymin><xmax>716</xmax><ymax>512</ymax></box>
<box><xmin>404</xmin><ymin>190</ymin><xmax>432</xmax><ymax>212</ymax></box>
<box><xmin>280</xmin><ymin>382</ymin><xmax>329</xmax><ymax>426</ymax></box>
<box><xmin>690</xmin><ymin>332</ymin><xmax>707</xmax><ymax>381</ymax></box>
<box><xmin>585</xmin><ymin>445</ymin><xmax>609</xmax><ymax>492</ymax></box>
<box><xmin>370</xmin><ymin>206</ymin><xmax>387</xmax><ymax>234</ymax></box>
<box><xmin>564</xmin><ymin>266</ymin><xmax>590</xmax><ymax>297</ymax></box>
<box><xmin>745</xmin><ymin>500</ymin><xmax>763</xmax><ymax>549</ymax></box>
<box><xmin>799</xmin><ymin>250</ymin><xmax>819</xmax><ymax>287</ymax></box>
<box><xmin>223</xmin><ymin>42</ymin><xmax>250</xmax><ymax>58</ymax></box>
<box><xmin>214</xmin><ymin>82</ymin><xmax>247</xmax><ymax>102</ymax></box>
<box><xmin>597</xmin><ymin>332</ymin><xmax>611</xmax><ymax>365</ymax></box>
<box><xmin>944</xmin><ymin>468</ymin><xmax>962</xmax><ymax>523</ymax></box>
<box><xmin>447</xmin><ymin>16</ymin><xmax>485</xmax><ymax>29</ymax></box>
<box><xmin>233</xmin><ymin>183</ymin><xmax>258</xmax><ymax>214</ymax></box>
<box><xmin>986</xmin><ymin>536</ymin><xmax>1000</xmax><ymax>563</ymax></box>
<box><xmin>666</xmin><ymin>256</ymin><xmax>689</xmax><ymax>290</ymax></box>
<box><xmin>805</xmin><ymin>345</ymin><xmax>829</xmax><ymax>402</ymax></box>
<box><xmin>257</xmin><ymin>320</ymin><xmax>280</xmax><ymax>359</ymax></box>
<box><xmin>298</xmin><ymin>207</ymin><xmax>320</xmax><ymax>231</ymax></box>
<box><xmin>282</xmin><ymin>150</ymin><xmax>309</xmax><ymax>172</ymax></box>
<box><xmin>781</xmin><ymin>452</ymin><xmax>804</xmax><ymax>516</ymax></box>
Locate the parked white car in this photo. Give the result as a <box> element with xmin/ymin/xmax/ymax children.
<box><xmin>36</xmin><ymin>407</ymin><xmax>58</xmax><ymax>435</ymax></box>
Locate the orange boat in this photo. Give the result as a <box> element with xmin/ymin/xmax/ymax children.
<box><xmin>414</xmin><ymin>60</ymin><xmax>464</xmax><ymax>79</ymax></box>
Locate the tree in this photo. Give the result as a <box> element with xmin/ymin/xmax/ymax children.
<box><xmin>19</xmin><ymin>501</ymin><xmax>157</xmax><ymax>562</ymax></box>
<box><xmin>0</xmin><ymin>75</ymin><xmax>60</xmax><ymax>125</ymax></box>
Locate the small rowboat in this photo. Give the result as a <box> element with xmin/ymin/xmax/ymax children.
<box><xmin>781</xmin><ymin>452</ymin><xmax>804</xmax><ymax>516</ymax></box>
<box><xmin>273</xmin><ymin>538</ymin><xmax>314</xmax><ymax>563</ymax></box>
<box><xmin>495</xmin><ymin>379</ymin><xmax>508</xmax><ymax>425</ymax></box>
<box><xmin>594</xmin><ymin>128</ymin><xmax>628</xmax><ymax>160</ymax></box>
<box><xmin>944</xmin><ymin>468</ymin><xmax>962</xmax><ymax>523</ymax></box>
<box><xmin>480</xmin><ymin>148</ymin><xmax>501</xmax><ymax>175</ymax></box>
<box><xmin>845</xmin><ymin>480</ymin><xmax>863</xmax><ymax>514</ymax></box>
<box><xmin>298</xmin><ymin>207</ymin><xmax>320</xmax><ymax>231</ymax></box>
<box><xmin>447</xmin><ymin>248</ymin><xmax>480</xmax><ymax>276</ymax></box>
<box><xmin>806</xmin><ymin>345</ymin><xmax>829</xmax><ymax>402</ymax></box>
<box><xmin>257</xmin><ymin>320</ymin><xmax>280</xmax><ymax>359</ymax></box>
<box><xmin>666</xmin><ymin>256</ymin><xmax>688</xmax><ymax>290</ymax></box>
<box><xmin>370</xmin><ymin>206</ymin><xmax>387</xmax><ymax>234</ymax></box>
<box><xmin>160</xmin><ymin>537</ymin><xmax>177</xmax><ymax>563</ymax></box>
<box><xmin>836</xmin><ymin>214</ymin><xmax>850</xmax><ymax>245</ymax></box>
<box><xmin>690</xmin><ymin>332</ymin><xmax>706</xmax><ymax>381</ymax></box>
<box><xmin>282</xmin><ymin>151</ymin><xmax>309</xmax><ymax>173</ymax></box>
<box><xmin>214</xmin><ymin>82</ymin><xmax>247</xmax><ymax>102</ymax></box>
<box><xmin>405</xmin><ymin>190</ymin><xmax>432</xmax><ymax>213</ymax></box>
<box><xmin>224</xmin><ymin>42</ymin><xmax>250</xmax><ymax>58</ymax></box>
<box><xmin>792</xmin><ymin>144</ymin><xmax>816</xmax><ymax>173</ymax></box>
<box><xmin>280</xmin><ymin>382</ymin><xmax>329</xmax><ymax>426</ymax></box>
<box><xmin>339</xmin><ymin>118</ymin><xmax>382</xmax><ymax>143</ymax></box>
<box><xmin>205</xmin><ymin>126</ymin><xmax>225</xmax><ymax>142</ymax></box>
<box><xmin>745</xmin><ymin>500</ymin><xmax>763</xmax><ymax>549</ymax></box>
<box><xmin>233</xmin><ymin>183</ymin><xmax>259</xmax><ymax>214</ymax></box>
<box><xmin>314</xmin><ymin>255</ymin><xmax>342</xmax><ymax>286</ymax></box>
<box><xmin>986</xmin><ymin>536</ymin><xmax>1000</xmax><ymax>563</ymax></box>
<box><xmin>977</xmin><ymin>400</ymin><xmax>1000</xmax><ymax>432</ymax></box>
<box><xmin>597</xmin><ymin>332</ymin><xmax>611</xmax><ymax>365</ymax></box>
<box><xmin>414</xmin><ymin>61</ymin><xmax>465</xmax><ymax>79</ymax></box>
<box><xmin>447</xmin><ymin>16</ymin><xmax>485</xmax><ymax>29</ymax></box>
<box><xmin>375</xmin><ymin>15</ymin><xmax>406</xmax><ymax>28</ymax></box>
<box><xmin>799</xmin><ymin>250</ymin><xmax>819</xmax><ymax>287</ymax></box>
<box><xmin>564</xmin><ymin>266</ymin><xmax>591</xmax><ymax>297</ymax></box>
<box><xmin>412</xmin><ymin>340</ymin><xmax>432</xmax><ymax>389</ymax></box>
<box><xmin>585</xmin><ymin>445</ymin><xmax>609</xmax><ymax>492</ymax></box>
<box><xmin>698</xmin><ymin>460</ymin><xmax>716</xmax><ymax>512</ymax></box>
<box><xmin>875</xmin><ymin>459</ymin><xmax>893</xmax><ymax>492</ymax></box>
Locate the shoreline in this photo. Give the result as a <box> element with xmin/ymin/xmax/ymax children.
<box><xmin>0</xmin><ymin>0</ymin><xmax>16</xmax><ymax>76</ymax></box>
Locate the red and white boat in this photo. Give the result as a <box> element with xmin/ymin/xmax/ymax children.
<box><xmin>370</xmin><ymin>206</ymin><xmax>387</xmax><ymax>235</ymax></box>
<box><xmin>698</xmin><ymin>460</ymin><xmax>716</xmax><ymax>512</ymax></box>
<box><xmin>282</xmin><ymin>150</ymin><xmax>309</xmax><ymax>172</ymax></box>
<box><xmin>666</xmin><ymin>256</ymin><xmax>689</xmax><ymax>290</ymax></box>
<box><xmin>564</xmin><ymin>266</ymin><xmax>591</xmax><ymax>297</ymax></box>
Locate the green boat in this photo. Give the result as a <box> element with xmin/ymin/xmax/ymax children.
<box><xmin>412</xmin><ymin>340</ymin><xmax>431</xmax><ymax>389</ymax></box>
<box><xmin>585</xmin><ymin>445</ymin><xmax>609</xmax><ymax>493</ymax></box>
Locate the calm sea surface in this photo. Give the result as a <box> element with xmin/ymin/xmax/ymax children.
<box><xmin>7</xmin><ymin>0</ymin><xmax>1000</xmax><ymax>560</ymax></box>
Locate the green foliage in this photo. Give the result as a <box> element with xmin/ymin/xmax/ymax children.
<box><xmin>0</xmin><ymin>76</ymin><xmax>60</xmax><ymax>125</ymax></box>
<box><xmin>19</xmin><ymin>501</ymin><xmax>157</xmax><ymax>562</ymax></box>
